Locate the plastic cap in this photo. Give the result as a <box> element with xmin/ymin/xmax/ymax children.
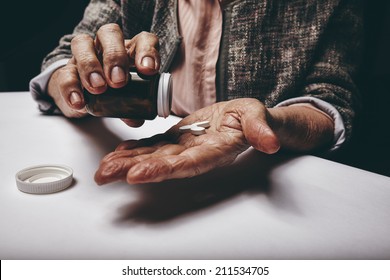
<box><xmin>157</xmin><ymin>73</ymin><xmax>172</xmax><ymax>118</ymax></box>
<box><xmin>15</xmin><ymin>164</ymin><xmax>73</xmax><ymax>194</ymax></box>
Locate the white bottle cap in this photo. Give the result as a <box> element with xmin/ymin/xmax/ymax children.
<box><xmin>15</xmin><ymin>164</ymin><xmax>73</xmax><ymax>194</ymax></box>
<box><xmin>157</xmin><ymin>73</ymin><xmax>172</xmax><ymax>118</ymax></box>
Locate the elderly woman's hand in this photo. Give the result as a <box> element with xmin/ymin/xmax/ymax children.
<box><xmin>47</xmin><ymin>24</ymin><xmax>160</xmax><ymax>127</ymax></box>
<box><xmin>94</xmin><ymin>98</ymin><xmax>281</xmax><ymax>184</ymax></box>
<box><xmin>94</xmin><ymin>95</ymin><xmax>335</xmax><ymax>185</ymax></box>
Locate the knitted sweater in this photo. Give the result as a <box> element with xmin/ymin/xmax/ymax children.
<box><xmin>41</xmin><ymin>0</ymin><xmax>363</xmax><ymax>140</ymax></box>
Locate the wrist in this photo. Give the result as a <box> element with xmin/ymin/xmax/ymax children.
<box><xmin>267</xmin><ymin>105</ymin><xmax>334</xmax><ymax>152</ymax></box>
<box><xmin>47</xmin><ymin>70</ymin><xmax>59</xmax><ymax>100</ymax></box>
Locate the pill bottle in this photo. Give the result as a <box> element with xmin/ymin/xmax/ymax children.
<box><xmin>84</xmin><ymin>72</ymin><xmax>172</xmax><ymax>120</ymax></box>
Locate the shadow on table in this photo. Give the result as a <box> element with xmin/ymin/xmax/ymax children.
<box><xmin>64</xmin><ymin>116</ymin><xmax>298</xmax><ymax>224</ymax></box>
<box><xmin>113</xmin><ymin>149</ymin><xmax>295</xmax><ymax>225</ymax></box>
<box><xmin>66</xmin><ymin>117</ymin><xmax>123</xmax><ymax>156</ymax></box>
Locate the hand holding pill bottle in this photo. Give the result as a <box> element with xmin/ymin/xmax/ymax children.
<box><xmin>84</xmin><ymin>72</ymin><xmax>172</xmax><ymax>120</ymax></box>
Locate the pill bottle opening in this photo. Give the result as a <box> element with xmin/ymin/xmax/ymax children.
<box><xmin>157</xmin><ymin>73</ymin><xmax>172</xmax><ymax>118</ymax></box>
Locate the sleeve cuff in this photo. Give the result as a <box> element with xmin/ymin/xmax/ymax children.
<box><xmin>275</xmin><ymin>96</ymin><xmax>346</xmax><ymax>152</ymax></box>
<box><xmin>29</xmin><ymin>59</ymin><xmax>69</xmax><ymax>114</ymax></box>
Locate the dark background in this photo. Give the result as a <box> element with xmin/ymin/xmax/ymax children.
<box><xmin>0</xmin><ymin>0</ymin><xmax>389</xmax><ymax>177</ymax></box>
<box><xmin>0</xmin><ymin>0</ymin><xmax>90</xmax><ymax>91</ymax></box>
<box><xmin>336</xmin><ymin>0</ymin><xmax>390</xmax><ymax>177</ymax></box>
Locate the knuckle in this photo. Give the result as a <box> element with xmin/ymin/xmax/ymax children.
<box><xmin>103</xmin><ymin>48</ymin><xmax>127</xmax><ymax>62</ymax></box>
<box><xmin>57</xmin><ymin>67</ymin><xmax>79</xmax><ymax>88</ymax></box>
<box><xmin>127</xmin><ymin>161</ymin><xmax>157</xmax><ymax>180</ymax></box>
<box><xmin>97</xmin><ymin>23</ymin><xmax>121</xmax><ymax>36</ymax></box>
<box><xmin>101</xmin><ymin>151</ymin><xmax>125</xmax><ymax>165</ymax></box>
<box><xmin>59</xmin><ymin>73</ymin><xmax>77</xmax><ymax>89</ymax></box>
<box><xmin>192</xmin><ymin>164</ymin><xmax>202</xmax><ymax>177</ymax></box>
<box><xmin>71</xmin><ymin>34</ymin><xmax>93</xmax><ymax>45</ymax></box>
<box><xmin>75</xmin><ymin>54</ymin><xmax>100</xmax><ymax>70</ymax></box>
<box><xmin>139</xmin><ymin>31</ymin><xmax>158</xmax><ymax>40</ymax></box>
<box><xmin>100</xmin><ymin>23</ymin><xmax>120</xmax><ymax>31</ymax></box>
<box><xmin>137</xmin><ymin>32</ymin><xmax>159</xmax><ymax>47</ymax></box>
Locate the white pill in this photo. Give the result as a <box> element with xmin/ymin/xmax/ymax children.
<box><xmin>179</xmin><ymin>124</ymin><xmax>193</xmax><ymax>132</ymax></box>
<box><xmin>193</xmin><ymin>120</ymin><xmax>210</xmax><ymax>128</ymax></box>
<box><xmin>190</xmin><ymin>126</ymin><xmax>206</xmax><ymax>135</ymax></box>
<box><xmin>179</xmin><ymin>120</ymin><xmax>210</xmax><ymax>136</ymax></box>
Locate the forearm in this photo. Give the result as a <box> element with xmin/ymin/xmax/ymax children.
<box><xmin>268</xmin><ymin>104</ymin><xmax>334</xmax><ymax>152</ymax></box>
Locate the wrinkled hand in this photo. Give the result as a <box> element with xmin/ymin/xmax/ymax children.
<box><xmin>95</xmin><ymin>98</ymin><xmax>280</xmax><ymax>185</ymax></box>
<box><xmin>47</xmin><ymin>24</ymin><xmax>160</xmax><ymax>127</ymax></box>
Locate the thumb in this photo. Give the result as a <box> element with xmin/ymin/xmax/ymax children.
<box><xmin>241</xmin><ymin>108</ymin><xmax>280</xmax><ymax>154</ymax></box>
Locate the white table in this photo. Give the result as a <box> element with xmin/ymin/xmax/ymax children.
<box><xmin>1</xmin><ymin>92</ymin><xmax>389</xmax><ymax>260</ymax></box>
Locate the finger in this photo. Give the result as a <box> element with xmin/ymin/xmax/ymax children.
<box><xmin>51</xmin><ymin>62</ymin><xmax>87</xmax><ymax>117</ymax></box>
<box><xmin>95</xmin><ymin>23</ymin><xmax>129</xmax><ymax>88</ymax></box>
<box><xmin>71</xmin><ymin>33</ymin><xmax>107</xmax><ymax>94</ymax></box>
<box><xmin>120</xmin><ymin>118</ymin><xmax>145</xmax><ymax>128</ymax></box>
<box><xmin>103</xmin><ymin>147</ymin><xmax>159</xmax><ymax>163</ymax></box>
<box><xmin>126</xmin><ymin>145</ymin><xmax>234</xmax><ymax>184</ymax></box>
<box><xmin>57</xmin><ymin>63</ymin><xmax>86</xmax><ymax>110</ymax></box>
<box><xmin>153</xmin><ymin>144</ymin><xmax>186</xmax><ymax>155</ymax></box>
<box><xmin>124</xmin><ymin>39</ymin><xmax>136</xmax><ymax>68</ymax></box>
<box><xmin>95</xmin><ymin>153</ymin><xmax>155</xmax><ymax>185</ymax></box>
<box><xmin>240</xmin><ymin>103</ymin><xmax>280</xmax><ymax>154</ymax></box>
<box><xmin>245</xmin><ymin>122</ymin><xmax>279</xmax><ymax>154</ymax></box>
<box><xmin>126</xmin><ymin>32</ymin><xmax>160</xmax><ymax>76</ymax></box>
<box><xmin>96</xmin><ymin>144</ymin><xmax>185</xmax><ymax>185</ymax></box>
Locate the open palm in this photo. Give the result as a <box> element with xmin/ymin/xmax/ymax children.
<box><xmin>95</xmin><ymin>98</ymin><xmax>280</xmax><ymax>185</ymax></box>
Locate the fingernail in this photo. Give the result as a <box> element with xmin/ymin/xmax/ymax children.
<box><xmin>89</xmin><ymin>72</ymin><xmax>106</xmax><ymax>88</ymax></box>
<box><xmin>70</xmin><ymin>92</ymin><xmax>82</xmax><ymax>106</ymax></box>
<box><xmin>141</xmin><ymin>56</ymin><xmax>156</xmax><ymax>69</ymax></box>
<box><xmin>111</xmin><ymin>66</ymin><xmax>126</xmax><ymax>84</ymax></box>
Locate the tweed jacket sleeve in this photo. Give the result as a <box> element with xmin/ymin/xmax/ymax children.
<box><xmin>41</xmin><ymin>0</ymin><xmax>123</xmax><ymax>71</ymax></box>
<box><xmin>299</xmin><ymin>0</ymin><xmax>363</xmax><ymax>142</ymax></box>
<box><xmin>217</xmin><ymin>0</ymin><xmax>363</xmax><ymax>142</ymax></box>
<box><xmin>41</xmin><ymin>0</ymin><xmax>157</xmax><ymax>71</ymax></box>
